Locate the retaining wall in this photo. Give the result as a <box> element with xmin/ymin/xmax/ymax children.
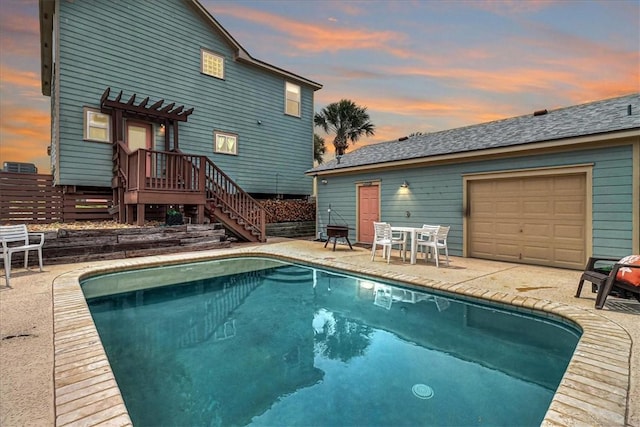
<box><xmin>266</xmin><ymin>221</ymin><xmax>315</xmax><ymax>238</ymax></box>
<box><xmin>11</xmin><ymin>224</ymin><xmax>230</xmax><ymax>266</ymax></box>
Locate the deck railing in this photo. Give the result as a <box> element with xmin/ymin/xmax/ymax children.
<box><xmin>115</xmin><ymin>142</ymin><xmax>265</xmax><ymax>241</ymax></box>
<box><xmin>123</xmin><ymin>147</ymin><xmax>205</xmax><ymax>193</ymax></box>
<box><xmin>203</xmin><ymin>157</ymin><xmax>266</xmax><ymax>241</ymax></box>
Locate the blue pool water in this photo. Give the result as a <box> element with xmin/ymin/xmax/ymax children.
<box><xmin>83</xmin><ymin>257</ymin><xmax>580</xmax><ymax>427</ymax></box>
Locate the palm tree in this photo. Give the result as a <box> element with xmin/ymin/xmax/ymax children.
<box><xmin>314</xmin><ymin>133</ymin><xmax>326</xmax><ymax>164</ymax></box>
<box><xmin>314</xmin><ymin>99</ymin><xmax>375</xmax><ymax>156</ymax></box>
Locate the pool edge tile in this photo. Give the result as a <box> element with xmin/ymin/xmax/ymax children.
<box><xmin>52</xmin><ymin>248</ymin><xmax>631</xmax><ymax>427</ymax></box>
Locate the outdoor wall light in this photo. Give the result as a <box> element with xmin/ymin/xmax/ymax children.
<box><xmin>400</xmin><ymin>180</ymin><xmax>409</xmax><ymax>189</ymax></box>
<box><xmin>321</xmin><ymin>179</ymin><xmax>328</xmax><ymax>185</ymax></box>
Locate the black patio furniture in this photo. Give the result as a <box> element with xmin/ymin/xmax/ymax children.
<box><xmin>324</xmin><ymin>225</ymin><xmax>353</xmax><ymax>251</ymax></box>
<box><xmin>575</xmin><ymin>256</ymin><xmax>640</xmax><ymax>309</ymax></box>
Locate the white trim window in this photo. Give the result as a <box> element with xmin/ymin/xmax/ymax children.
<box><xmin>202</xmin><ymin>49</ymin><xmax>224</xmax><ymax>79</ymax></box>
<box><xmin>83</xmin><ymin>107</ymin><xmax>111</xmax><ymax>142</ymax></box>
<box><xmin>214</xmin><ymin>131</ymin><xmax>237</xmax><ymax>155</ymax></box>
<box><xmin>285</xmin><ymin>81</ymin><xmax>301</xmax><ymax>117</ymax></box>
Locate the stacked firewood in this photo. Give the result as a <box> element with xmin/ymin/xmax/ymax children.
<box><xmin>259</xmin><ymin>199</ymin><xmax>315</xmax><ymax>223</ymax></box>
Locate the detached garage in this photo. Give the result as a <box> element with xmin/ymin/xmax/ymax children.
<box><xmin>309</xmin><ymin>93</ymin><xmax>640</xmax><ymax>269</ymax></box>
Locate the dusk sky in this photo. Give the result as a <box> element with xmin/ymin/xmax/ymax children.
<box><xmin>0</xmin><ymin>0</ymin><xmax>638</xmax><ymax>174</ymax></box>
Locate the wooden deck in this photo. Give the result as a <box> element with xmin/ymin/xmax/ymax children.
<box><xmin>114</xmin><ymin>143</ymin><xmax>266</xmax><ymax>242</ymax></box>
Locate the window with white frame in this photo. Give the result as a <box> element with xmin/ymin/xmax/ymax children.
<box><xmin>83</xmin><ymin>107</ymin><xmax>111</xmax><ymax>142</ymax></box>
<box><xmin>202</xmin><ymin>49</ymin><xmax>224</xmax><ymax>79</ymax></box>
<box><xmin>214</xmin><ymin>131</ymin><xmax>237</xmax><ymax>155</ymax></box>
<box><xmin>285</xmin><ymin>82</ymin><xmax>301</xmax><ymax>117</ymax></box>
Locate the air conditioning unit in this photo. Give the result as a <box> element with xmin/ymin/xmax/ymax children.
<box><xmin>2</xmin><ymin>162</ymin><xmax>38</xmax><ymax>174</ymax></box>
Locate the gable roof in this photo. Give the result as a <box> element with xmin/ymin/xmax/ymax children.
<box><xmin>309</xmin><ymin>93</ymin><xmax>640</xmax><ymax>174</ymax></box>
<box><xmin>38</xmin><ymin>0</ymin><xmax>322</xmax><ymax>96</ymax></box>
<box><xmin>187</xmin><ymin>0</ymin><xmax>322</xmax><ymax>91</ymax></box>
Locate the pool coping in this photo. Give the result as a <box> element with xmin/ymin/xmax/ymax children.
<box><xmin>53</xmin><ymin>247</ymin><xmax>631</xmax><ymax>426</ymax></box>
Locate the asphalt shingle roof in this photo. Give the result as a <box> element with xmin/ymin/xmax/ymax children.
<box><xmin>309</xmin><ymin>93</ymin><xmax>640</xmax><ymax>173</ymax></box>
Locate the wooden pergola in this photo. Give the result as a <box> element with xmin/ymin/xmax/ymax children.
<box><xmin>100</xmin><ymin>87</ymin><xmax>194</xmax><ymax>151</ymax></box>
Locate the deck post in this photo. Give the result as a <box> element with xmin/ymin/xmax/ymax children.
<box><xmin>196</xmin><ymin>204</ymin><xmax>204</xmax><ymax>224</ymax></box>
<box><xmin>260</xmin><ymin>209</ymin><xmax>266</xmax><ymax>242</ymax></box>
<box><xmin>126</xmin><ymin>204</ymin><xmax>135</xmax><ymax>225</ymax></box>
<box><xmin>118</xmin><ymin>188</ymin><xmax>125</xmax><ymax>223</ymax></box>
<box><xmin>198</xmin><ymin>156</ymin><xmax>206</xmax><ymax>193</ymax></box>
<box><xmin>136</xmin><ymin>203</ymin><xmax>145</xmax><ymax>226</ymax></box>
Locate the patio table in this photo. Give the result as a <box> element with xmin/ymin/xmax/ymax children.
<box><xmin>390</xmin><ymin>226</ymin><xmax>433</xmax><ymax>265</ymax></box>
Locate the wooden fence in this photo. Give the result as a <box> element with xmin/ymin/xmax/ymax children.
<box><xmin>0</xmin><ymin>172</ymin><xmax>112</xmax><ymax>223</ymax></box>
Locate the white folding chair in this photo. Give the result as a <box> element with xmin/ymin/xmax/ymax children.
<box><xmin>371</xmin><ymin>222</ymin><xmax>406</xmax><ymax>263</ymax></box>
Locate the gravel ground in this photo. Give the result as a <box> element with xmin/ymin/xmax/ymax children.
<box><xmin>26</xmin><ymin>221</ymin><xmax>164</xmax><ymax>232</ymax></box>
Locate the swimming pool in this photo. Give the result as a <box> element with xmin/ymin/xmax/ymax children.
<box><xmin>82</xmin><ymin>257</ymin><xmax>581</xmax><ymax>426</ymax></box>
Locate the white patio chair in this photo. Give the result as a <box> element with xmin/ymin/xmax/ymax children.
<box><xmin>416</xmin><ymin>225</ymin><xmax>450</xmax><ymax>267</ymax></box>
<box><xmin>371</xmin><ymin>222</ymin><xmax>406</xmax><ymax>263</ymax></box>
<box><xmin>1</xmin><ymin>224</ymin><xmax>45</xmax><ymax>287</ymax></box>
<box><xmin>416</xmin><ymin>224</ymin><xmax>439</xmax><ymax>260</ymax></box>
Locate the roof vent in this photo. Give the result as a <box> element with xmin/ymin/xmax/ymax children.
<box><xmin>533</xmin><ymin>109</ymin><xmax>548</xmax><ymax>117</ymax></box>
<box><xmin>398</xmin><ymin>136</ymin><xmax>409</xmax><ymax>141</ymax></box>
<box><xmin>628</xmin><ymin>105</ymin><xmax>632</xmax><ymax>115</ymax></box>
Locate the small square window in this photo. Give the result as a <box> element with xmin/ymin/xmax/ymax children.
<box><xmin>202</xmin><ymin>49</ymin><xmax>224</xmax><ymax>79</ymax></box>
<box><xmin>214</xmin><ymin>131</ymin><xmax>237</xmax><ymax>155</ymax></box>
<box><xmin>285</xmin><ymin>82</ymin><xmax>300</xmax><ymax>117</ymax></box>
<box><xmin>83</xmin><ymin>107</ymin><xmax>111</xmax><ymax>143</ymax></box>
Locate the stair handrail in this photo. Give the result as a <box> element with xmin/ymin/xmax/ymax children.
<box><xmin>202</xmin><ymin>157</ymin><xmax>266</xmax><ymax>242</ymax></box>
<box><xmin>115</xmin><ymin>141</ymin><xmax>131</xmax><ymax>189</ymax></box>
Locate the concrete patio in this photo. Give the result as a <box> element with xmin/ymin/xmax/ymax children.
<box><xmin>1</xmin><ymin>238</ymin><xmax>638</xmax><ymax>426</ymax></box>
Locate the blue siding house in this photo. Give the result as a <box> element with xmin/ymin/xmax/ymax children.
<box><xmin>309</xmin><ymin>94</ymin><xmax>640</xmax><ymax>270</ymax></box>
<box><xmin>39</xmin><ymin>0</ymin><xmax>321</xmax><ymax>240</ymax></box>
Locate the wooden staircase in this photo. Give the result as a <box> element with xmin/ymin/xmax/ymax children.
<box><xmin>114</xmin><ymin>142</ymin><xmax>266</xmax><ymax>242</ymax></box>
<box><xmin>201</xmin><ymin>156</ymin><xmax>266</xmax><ymax>242</ymax></box>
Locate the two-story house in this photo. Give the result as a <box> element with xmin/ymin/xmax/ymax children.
<box><xmin>39</xmin><ymin>0</ymin><xmax>322</xmax><ymax>241</ymax></box>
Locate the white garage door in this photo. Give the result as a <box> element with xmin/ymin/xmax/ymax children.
<box><xmin>468</xmin><ymin>174</ymin><xmax>586</xmax><ymax>269</ymax></box>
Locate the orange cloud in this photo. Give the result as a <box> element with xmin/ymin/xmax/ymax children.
<box><xmin>0</xmin><ymin>65</ymin><xmax>42</xmax><ymax>92</ymax></box>
<box><xmin>565</xmin><ymin>81</ymin><xmax>640</xmax><ymax>105</ymax></box>
<box><xmin>316</xmin><ymin>88</ymin><xmax>507</xmax><ymax>124</ymax></box>
<box><xmin>0</xmin><ymin>6</ymin><xmax>39</xmax><ymax>37</ymax></box>
<box><xmin>383</xmin><ymin>43</ymin><xmax>638</xmax><ymax>104</ymax></box>
<box><xmin>0</xmin><ymin>5</ymin><xmax>40</xmax><ymax>57</ymax></box>
<box><xmin>0</xmin><ymin>104</ymin><xmax>51</xmax><ymax>173</ymax></box>
<box><xmin>396</xmin><ymin>65</ymin><xmax>575</xmax><ymax>94</ymax></box>
<box><xmin>212</xmin><ymin>5</ymin><xmax>412</xmax><ymax>57</ymax></box>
